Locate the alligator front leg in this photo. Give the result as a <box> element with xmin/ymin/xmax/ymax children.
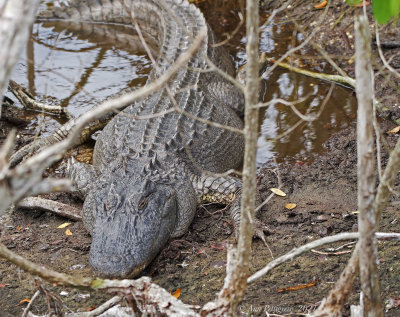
<box><xmin>9</xmin><ymin>115</ymin><xmax>110</xmax><ymax>167</ymax></box>
<box><xmin>66</xmin><ymin>157</ymin><xmax>97</xmax><ymax>199</ymax></box>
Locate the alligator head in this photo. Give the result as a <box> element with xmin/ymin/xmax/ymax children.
<box><xmin>83</xmin><ymin>176</ymin><xmax>178</xmax><ymax>278</ymax></box>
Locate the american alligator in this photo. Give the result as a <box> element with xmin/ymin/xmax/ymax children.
<box><xmin>42</xmin><ymin>0</ymin><xmax>248</xmax><ymax>278</ymax></box>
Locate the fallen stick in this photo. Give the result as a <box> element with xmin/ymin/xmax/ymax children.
<box><xmin>8</xmin><ymin>80</ymin><xmax>72</xmax><ymax>118</ymax></box>
<box><xmin>311</xmin><ymin>249</ymin><xmax>352</xmax><ymax>256</ymax></box>
<box><xmin>17</xmin><ymin>197</ymin><xmax>82</xmax><ymax>221</ymax></box>
<box><xmin>263</xmin><ymin>56</ymin><xmax>356</xmax><ymax>88</ymax></box>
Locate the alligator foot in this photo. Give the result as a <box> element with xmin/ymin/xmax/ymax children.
<box><xmin>229</xmin><ymin>195</ymin><xmax>273</xmax><ymax>245</ymax></box>
<box><xmin>192</xmin><ymin>172</ymin><xmax>273</xmax><ymax>245</ymax></box>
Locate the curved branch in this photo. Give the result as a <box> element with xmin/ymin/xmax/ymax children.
<box><xmin>247</xmin><ymin>232</ymin><xmax>400</xmax><ymax>283</ymax></box>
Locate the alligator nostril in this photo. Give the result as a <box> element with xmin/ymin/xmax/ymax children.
<box><xmin>108</xmin><ymin>255</ymin><xmax>124</xmax><ymax>265</ymax></box>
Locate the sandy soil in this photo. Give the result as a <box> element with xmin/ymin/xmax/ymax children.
<box><xmin>1</xmin><ymin>0</ymin><xmax>400</xmax><ymax>316</ymax></box>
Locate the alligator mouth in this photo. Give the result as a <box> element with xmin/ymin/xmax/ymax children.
<box><xmin>126</xmin><ymin>263</ymin><xmax>147</xmax><ymax>278</ymax></box>
<box><xmin>90</xmin><ymin>251</ymin><xmax>156</xmax><ymax>278</ymax></box>
<box><xmin>89</xmin><ymin>253</ymin><xmax>133</xmax><ymax>278</ymax></box>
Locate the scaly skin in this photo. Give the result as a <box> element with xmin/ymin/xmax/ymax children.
<box><xmin>45</xmin><ymin>0</ymin><xmax>245</xmax><ymax>278</ymax></box>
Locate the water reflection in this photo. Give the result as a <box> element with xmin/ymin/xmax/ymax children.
<box><xmin>8</xmin><ymin>4</ymin><xmax>356</xmax><ymax>165</ymax></box>
<box><xmin>256</xmin><ymin>24</ymin><xmax>356</xmax><ymax>165</ymax></box>
<box><xmin>11</xmin><ymin>21</ymin><xmax>152</xmax><ymax>135</ymax></box>
<box><xmin>196</xmin><ymin>0</ymin><xmax>356</xmax><ymax>165</ymax></box>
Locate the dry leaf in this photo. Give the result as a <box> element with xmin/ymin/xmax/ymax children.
<box><xmin>270</xmin><ymin>188</ymin><xmax>286</xmax><ymax>197</ymax></box>
<box><xmin>18</xmin><ymin>298</ymin><xmax>31</xmax><ymax>305</ymax></box>
<box><xmin>86</xmin><ymin>305</ymin><xmax>97</xmax><ymax>311</ymax></box>
<box><xmin>172</xmin><ymin>288</ymin><xmax>181</xmax><ymax>298</ymax></box>
<box><xmin>314</xmin><ymin>0</ymin><xmax>327</xmax><ymax>9</ymax></box>
<box><xmin>211</xmin><ymin>243</ymin><xmax>225</xmax><ymax>250</ymax></box>
<box><xmin>387</xmin><ymin>126</ymin><xmax>400</xmax><ymax>134</ymax></box>
<box><xmin>277</xmin><ymin>277</ymin><xmax>317</xmax><ymax>293</ymax></box>
<box><xmin>16</xmin><ymin>226</ymin><xmax>21</xmax><ymax>231</ymax></box>
<box><xmin>196</xmin><ymin>249</ymin><xmax>206</xmax><ymax>255</ymax></box>
<box><xmin>0</xmin><ymin>284</ymin><xmax>10</xmax><ymax>288</ymax></box>
<box><xmin>50</xmin><ymin>239</ymin><xmax>63</xmax><ymax>245</ymax></box>
<box><xmin>65</xmin><ymin>229</ymin><xmax>73</xmax><ymax>236</ymax></box>
<box><xmin>285</xmin><ymin>203</ymin><xmax>297</xmax><ymax>210</ymax></box>
<box><xmin>57</xmin><ymin>222</ymin><xmax>71</xmax><ymax>229</ymax></box>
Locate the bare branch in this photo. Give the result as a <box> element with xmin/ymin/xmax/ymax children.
<box><xmin>0</xmin><ymin>243</ymin><xmax>199</xmax><ymax>315</ymax></box>
<box><xmin>375</xmin><ymin>26</ymin><xmax>400</xmax><ymax>80</ymax></box>
<box><xmin>210</xmin><ymin>11</ymin><xmax>244</xmax><ymax>48</ymax></box>
<box><xmin>0</xmin><ymin>242</ymin><xmax>92</xmax><ymax>287</ymax></box>
<box><xmin>314</xmin><ymin>120</ymin><xmax>400</xmax><ymax>315</ymax></box>
<box><xmin>262</xmin><ymin>2</ymin><xmax>330</xmax><ymax>80</ymax></box>
<box><xmin>355</xmin><ymin>14</ymin><xmax>383</xmax><ymax>316</ymax></box>
<box><xmin>212</xmin><ymin>0</ymin><xmax>260</xmax><ymax>314</ymax></box>
<box><xmin>0</xmin><ymin>0</ymin><xmax>40</xmax><ymax>114</ymax></box>
<box><xmin>265</xmin><ymin>84</ymin><xmax>334</xmax><ymax>143</ymax></box>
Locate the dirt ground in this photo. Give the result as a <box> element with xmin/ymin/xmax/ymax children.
<box><xmin>1</xmin><ymin>0</ymin><xmax>400</xmax><ymax>316</ymax></box>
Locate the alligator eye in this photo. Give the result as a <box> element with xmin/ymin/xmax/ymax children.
<box><xmin>138</xmin><ymin>197</ymin><xmax>147</xmax><ymax>210</ymax></box>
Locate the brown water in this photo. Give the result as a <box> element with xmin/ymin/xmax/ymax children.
<box><xmin>8</xmin><ymin>1</ymin><xmax>356</xmax><ymax>166</ymax></box>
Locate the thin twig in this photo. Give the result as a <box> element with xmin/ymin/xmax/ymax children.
<box><xmin>22</xmin><ymin>290</ymin><xmax>40</xmax><ymax>317</ymax></box>
<box><xmin>73</xmin><ymin>296</ymin><xmax>122</xmax><ymax>317</ymax></box>
<box><xmin>312</xmin><ymin>242</ymin><xmax>361</xmax><ymax>316</ymax></box>
<box><xmin>263</xmin><ymin>57</ymin><xmax>355</xmax><ymax>87</ymax></box>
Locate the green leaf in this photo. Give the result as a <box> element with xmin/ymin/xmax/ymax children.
<box><xmin>373</xmin><ymin>0</ymin><xmax>400</xmax><ymax>24</ymax></box>
<box><xmin>345</xmin><ymin>0</ymin><xmax>362</xmax><ymax>6</ymax></box>
<box><xmin>90</xmin><ymin>278</ymin><xmax>105</xmax><ymax>289</ymax></box>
